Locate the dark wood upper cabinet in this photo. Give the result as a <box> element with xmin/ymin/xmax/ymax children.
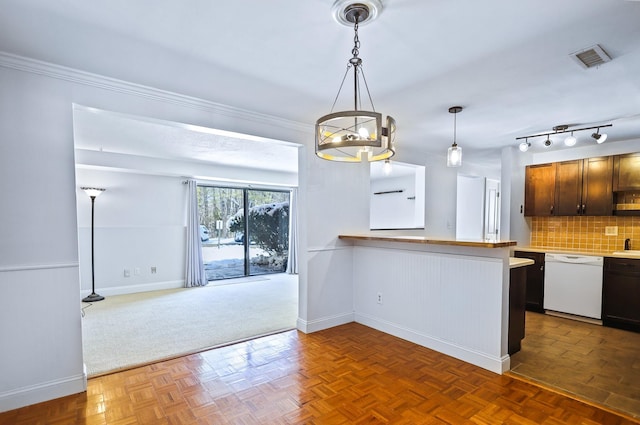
<box><xmin>555</xmin><ymin>160</ymin><xmax>583</xmax><ymax>215</ymax></box>
<box><xmin>526</xmin><ymin>156</ymin><xmax>614</xmax><ymax>216</ymax></box>
<box><xmin>581</xmin><ymin>156</ymin><xmax>614</xmax><ymax>215</ymax></box>
<box><xmin>525</xmin><ymin>163</ymin><xmax>556</xmax><ymax>216</ymax></box>
<box><xmin>613</xmin><ymin>153</ymin><xmax>640</xmax><ymax>191</ymax></box>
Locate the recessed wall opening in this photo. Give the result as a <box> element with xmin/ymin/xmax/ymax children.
<box><xmin>73</xmin><ymin>105</ymin><xmax>300</xmax><ymax>376</ymax></box>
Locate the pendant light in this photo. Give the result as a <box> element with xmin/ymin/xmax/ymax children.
<box><xmin>382</xmin><ymin>159</ymin><xmax>392</xmax><ymax>175</ymax></box>
<box><xmin>447</xmin><ymin>106</ymin><xmax>463</xmax><ymax>167</ymax></box>
<box><xmin>315</xmin><ymin>0</ymin><xmax>396</xmax><ymax>162</ymax></box>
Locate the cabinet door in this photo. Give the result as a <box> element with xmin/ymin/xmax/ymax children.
<box><xmin>603</xmin><ymin>257</ymin><xmax>640</xmax><ymax>332</ymax></box>
<box><xmin>613</xmin><ymin>153</ymin><xmax>640</xmax><ymax>191</ymax></box>
<box><xmin>524</xmin><ymin>163</ymin><xmax>556</xmax><ymax>216</ymax></box>
<box><xmin>555</xmin><ymin>160</ymin><xmax>583</xmax><ymax>216</ymax></box>
<box><xmin>514</xmin><ymin>251</ymin><xmax>545</xmax><ymax>312</ymax></box>
<box><xmin>582</xmin><ymin>156</ymin><xmax>613</xmax><ymax>216</ymax></box>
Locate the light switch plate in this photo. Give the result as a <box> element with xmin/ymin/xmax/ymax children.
<box><xmin>604</xmin><ymin>226</ymin><xmax>618</xmax><ymax>236</ymax></box>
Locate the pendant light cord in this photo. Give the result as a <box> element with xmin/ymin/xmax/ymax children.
<box><xmin>453</xmin><ymin>110</ymin><xmax>457</xmax><ymax>147</ymax></box>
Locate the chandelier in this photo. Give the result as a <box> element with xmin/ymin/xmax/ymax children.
<box><xmin>315</xmin><ymin>0</ymin><xmax>396</xmax><ymax>162</ymax></box>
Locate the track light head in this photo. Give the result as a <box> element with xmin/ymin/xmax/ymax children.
<box><xmin>519</xmin><ymin>140</ymin><xmax>531</xmax><ymax>152</ymax></box>
<box><xmin>591</xmin><ymin>129</ymin><xmax>608</xmax><ymax>144</ymax></box>
<box><xmin>564</xmin><ymin>132</ymin><xmax>577</xmax><ymax>147</ymax></box>
<box><xmin>544</xmin><ymin>137</ymin><xmax>552</xmax><ymax>147</ymax></box>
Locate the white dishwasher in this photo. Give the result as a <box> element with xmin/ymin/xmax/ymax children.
<box><xmin>544</xmin><ymin>253</ymin><xmax>604</xmax><ymax>319</ymax></box>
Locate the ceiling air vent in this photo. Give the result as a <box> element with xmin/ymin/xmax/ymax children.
<box><xmin>570</xmin><ymin>44</ymin><xmax>611</xmax><ymax>69</ymax></box>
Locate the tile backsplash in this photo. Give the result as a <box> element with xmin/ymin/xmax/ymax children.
<box><xmin>530</xmin><ymin>216</ymin><xmax>640</xmax><ymax>252</ymax></box>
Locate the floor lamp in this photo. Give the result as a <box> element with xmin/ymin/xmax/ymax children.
<box><xmin>81</xmin><ymin>187</ymin><xmax>106</xmax><ymax>302</ymax></box>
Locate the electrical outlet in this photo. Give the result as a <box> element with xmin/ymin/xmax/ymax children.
<box><xmin>377</xmin><ymin>292</ymin><xmax>383</xmax><ymax>304</ymax></box>
<box><xmin>124</xmin><ymin>269</ymin><xmax>131</xmax><ymax>277</ymax></box>
<box><xmin>151</xmin><ymin>266</ymin><xmax>157</xmax><ymax>274</ymax></box>
<box><xmin>605</xmin><ymin>226</ymin><xmax>618</xmax><ymax>236</ymax></box>
<box><xmin>134</xmin><ymin>267</ymin><xmax>140</xmax><ymax>276</ymax></box>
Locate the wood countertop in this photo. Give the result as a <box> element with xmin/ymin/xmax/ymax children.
<box><xmin>509</xmin><ymin>257</ymin><xmax>535</xmax><ymax>268</ymax></box>
<box><xmin>339</xmin><ymin>234</ymin><xmax>517</xmax><ymax>248</ymax></box>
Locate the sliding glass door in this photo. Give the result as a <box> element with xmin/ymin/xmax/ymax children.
<box><xmin>247</xmin><ymin>190</ymin><xmax>290</xmax><ymax>275</ymax></box>
<box><xmin>197</xmin><ymin>185</ymin><xmax>289</xmax><ymax>281</ymax></box>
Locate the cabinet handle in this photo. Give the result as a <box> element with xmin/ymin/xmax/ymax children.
<box><xmin>582</xmin><ymin>204</ymin><xmax>586</xmax><ymax>214</ymax></box>
<box><xmin>577</xmin><ymin>204</ymin><xmax>581</xmax><ymax>214</ymax></box>
<box><xmin>550</xmin><ymin>205</ymin><xmax>554</xmax><ymax>215</ymax></box>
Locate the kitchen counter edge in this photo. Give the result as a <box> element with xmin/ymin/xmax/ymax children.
<box><xmin>339</xmin><ymin>234</ymin><xmax>517</xmax><ymax>248</ymax></box>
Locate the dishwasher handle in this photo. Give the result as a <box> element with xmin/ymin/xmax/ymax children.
<box><xmin>545</xmin><ymin>253</ymin><xmax>603</xmax><ymax>265</ymax></box>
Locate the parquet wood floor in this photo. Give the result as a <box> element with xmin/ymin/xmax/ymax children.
<box><xmin>1</xmin><ymin>322</ymin><xmax>638</xmax><ymax>424</ymax></box>
<box><xmin>509</xmin><ymin>312</ymin><xmax>640</xmax><ymax>420</ymax></box>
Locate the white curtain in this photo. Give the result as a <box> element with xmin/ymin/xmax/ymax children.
<box><xmin>286</xmin><ymin>188</ymin><xmax>299</xmax><ymax>274</ymax></box>
<box><xmin>185</xmin><ymin>179</ymin><xmax>208</xmax><ymax>287</ymax></box>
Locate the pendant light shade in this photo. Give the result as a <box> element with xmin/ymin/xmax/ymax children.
<box><xmin>446</xmin><ymin>106</ymin><xmax>463</xmax><ymax>167</ymax></box>
<box><xmin>315</xmin><ymin>1</ymin><xmax>396</xmax><ymax>162</ymax></box>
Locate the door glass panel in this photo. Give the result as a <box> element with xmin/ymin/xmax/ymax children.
<box><xmin>197</xmin><ymin>186</ymin><xmax>245</xmax><ymax>280</ymax></box>
<box><xmin>197</xmin><ymin>186</ymin><xmax>290</xmax><ymax>280</ymax></box>
<box><xmin>247</xmin><ymin>190</ymin><xmax>290</xmax><ymax>275</ymax></box>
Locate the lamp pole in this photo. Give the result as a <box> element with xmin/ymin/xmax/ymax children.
<box><xmin>81</xmin><ymin>187</ymin><xmax>105</xmax><ymax>302</ymax></box>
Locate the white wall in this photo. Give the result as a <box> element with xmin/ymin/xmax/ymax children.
<box><xmin>395</xmin><ymin>148</ymin><xmax>501</xmax><ymax>239</ymax></box>
<box><xmin>299</xmin><ymin>158</ymin><xmax>369</xmax><ymax>332</ymax></box>
<box><xmin>0</xmin><ymin>52</ymin><xmax>368</xmax><ymax>411</ymax></box>
<box><xmin>75</xmin><ymin>169</ymin><xmax>187</xmax><ymax>295</ymax></box>
<box><xmin>370</xmin><ymin>174</ymin><xmax>419</xmax><ymax>229</ymax></box>
<box><xmin>456</xmin><ymin>175</ymin><xmax>486</xmax><ymax>240</ymax></box>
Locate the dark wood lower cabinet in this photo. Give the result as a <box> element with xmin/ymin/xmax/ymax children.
<box><xmin>514</xmin><ymin>251</ymin><xmax>545</xmax><ymax>313</ymax></box>
<box><xmin>602</xmin><ymin>257</ymin><xmax>640</xmax><ymax>333</ymax></box>
<box><xmin>508</xmin><ymin>266</ymin><xmax>527</xmax><ymax>355</ymax></box>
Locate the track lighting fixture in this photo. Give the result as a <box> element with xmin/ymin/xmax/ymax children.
<box><xmin>516</xmin><ymin>123</ymin><xmax>612</xmax><ymax>151</ymax></box>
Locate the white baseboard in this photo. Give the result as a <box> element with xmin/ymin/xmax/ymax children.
<box><xmin>297</xmin><ymin>312</ymin><xmax>354</xmax><ymax>334</ymax></box>
<box><xmin>81</xmin><ymin>280</ymin><xmax>184</xmax><ymax>297</ymax></box>
<box><xmin>0</xmin><ymin>373</ymin><xmax>86</xmax><ymax>413</ymax></box>
<box><xmin>355</xmin><ymin>313</ymin><xmax>510</xmax><ymax>374</ymax></box>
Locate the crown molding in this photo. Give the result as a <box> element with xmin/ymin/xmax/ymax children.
<box><xmin>0</xmin><ymin>51</ymin><xmax>312</xmax><ymax>133</ymax></box>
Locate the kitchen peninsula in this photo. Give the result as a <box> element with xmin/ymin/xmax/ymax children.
<box><xmin>339</xmin><ymin>234</ymin><xmax>523</xmax><ymax>374</ymax></box>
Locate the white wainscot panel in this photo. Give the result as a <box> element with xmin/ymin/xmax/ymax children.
<box><xmin>0</xmin><ymin>265</ymin><xmax>86</xmax><ymax>411</ymax></box>
<box><xmin>353</xmin><ymin>246</ymin><xmax>505</xmax><ymax>373</ymax></box>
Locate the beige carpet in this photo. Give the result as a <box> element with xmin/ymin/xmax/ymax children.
<box><xmin>81</xmin><ymin>274</ymin><xmax>298</xmax><ymax>377</ymax></box>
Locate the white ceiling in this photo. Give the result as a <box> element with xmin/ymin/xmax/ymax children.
<box><xmin>72</xmin><ymin>106</ymin><xmax>300</xmax><ymax>174</ymax></box>
<box><xmin>2</xmin><ymin>0</ymin><xmax>640</xmax><ymax>169</ymax></box>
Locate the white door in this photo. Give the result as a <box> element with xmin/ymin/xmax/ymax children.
<box><xmin>484</xmin><ymin>179</ymin><xmax>500</xmax><ymax>240</ymax></box>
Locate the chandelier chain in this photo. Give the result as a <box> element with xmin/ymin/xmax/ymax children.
<box><xmin>352</xmin><ymin>20</ymin><xmax>360</xmax><ymax>59</ymax></box>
